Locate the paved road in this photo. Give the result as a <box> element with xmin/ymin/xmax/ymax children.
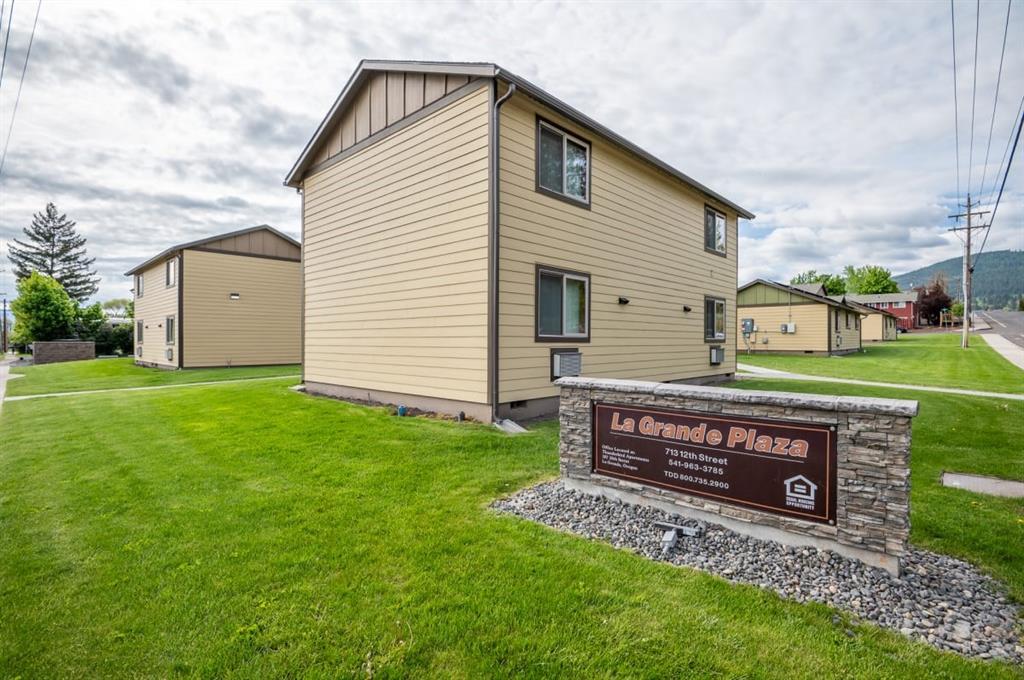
<box><xmin>977</xmin><ymin>310</ymin><xmax>1024</xmax><ymax>348</ymax></box>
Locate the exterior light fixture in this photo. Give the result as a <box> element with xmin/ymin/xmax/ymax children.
<box><xmin>618</xmin><ymin>297</ymin><xmax>630</xmax><ymax>305</ymax></box>
<box><xmin>229</xmin><ymin>293</ymin><xmax>241</xmax><ymax>300</ymax></box>
<box><xmin>683</xmin><ymin>305</ymin><xmax>692</xmax><ymax>313</ymax></box>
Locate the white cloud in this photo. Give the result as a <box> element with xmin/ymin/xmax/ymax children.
<box><xmin>0</xmin><ymin>0</ymin><xmax>1021</xmax><ymax>301</ymax></box>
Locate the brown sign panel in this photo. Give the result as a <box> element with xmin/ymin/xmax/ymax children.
<box><xmin>592</xmin><ymin>403</ymin><xmax>837</xmax><ymax>524</ymax></box>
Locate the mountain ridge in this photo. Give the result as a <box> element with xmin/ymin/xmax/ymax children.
<box><xmin>893</xmin><ymin>250</ymin><xmax>1023</xmax><ymax>309</ymax></box>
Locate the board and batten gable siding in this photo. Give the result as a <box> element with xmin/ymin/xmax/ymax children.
<box><xmin>301</xmin><ymin>82</ymin><xmax>491</xmax><ymax>405</ymax></box>
<box><xmin>199</xmin><ymin>230</ymin><xmax>300</xmax><ymax>260</ymax></box>
<box><xmin>133</xmin><ymin>258</ymin><xmax>179</xmax><ymax>367</ymax></box>
<box><xmin>736</xmin><ymin>302</ymin><xmax>830</xmax><ymax>353</ymax></box>
<box><xmin>309</xmin><ymin>71</ymin><xmax>473</xmax><ymax>168</ymax></box>
<box><xmin>497</xmin><ymin>92</ymin><xmax>739</xmax><ymax>404</ymax></box>
<box><xmin>181</xmin><ymin>249</ymin><xmax>301</xmax><ymax>367</ymax></box>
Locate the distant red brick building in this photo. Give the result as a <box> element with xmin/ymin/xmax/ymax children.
<box><xmin>846</xmin><ymin>293</ymin><xmax>920</xmax><ymax>330</ymax></box>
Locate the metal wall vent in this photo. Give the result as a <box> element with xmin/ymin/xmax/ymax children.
<box><xmin>709</xmin><ymin>346</ymin><xmax>725</xmax><ymax>365</ymax></box>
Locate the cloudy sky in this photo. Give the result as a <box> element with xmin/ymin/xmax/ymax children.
<box><xmin>0</xmin><ymin>0</ymin><xmax>1021</xmax><ymax>302</ymax></box>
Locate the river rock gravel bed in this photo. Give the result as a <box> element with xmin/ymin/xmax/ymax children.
<box><xmin>492</xmin><ymin>481</ymin><xmax>1022</xmax><ymax>664</ymax></box>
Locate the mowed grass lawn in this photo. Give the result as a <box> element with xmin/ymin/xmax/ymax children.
<box><xmin>3</xmin><ymin>381</ymin><xmax>1020</xmax><ymax>677</ymax></box>
<box><xmin>6</xmin><ymin>358</ymin><xmax>300</xmax><ymax>396</ymax></box>
<box><xmin>738</xmin><ymin>332</ymin><xmax>1024</xmax><ymax>393</ymax></box>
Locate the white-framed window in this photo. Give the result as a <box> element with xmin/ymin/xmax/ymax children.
<box><xmin>165</xmin><ymin>316</ymin><xmax>175</xmax><ymax>344</ymax></box>
<box><xmin>893</xmin><ymin>301</ymin><xmax>906</xmax><ymax>309</ymax></box>
<box><xmin>135</xmin><ymin>274</ymin><xmax>144</xmax><ymax>298</ymax></box>
<box><xmin>166</xmin><ymin>258</ymin><xmax>177</xmax><ymax>287</ymax></box>
<box><xmin>536</xmin><ymin>119</ymin><xmax>590</xmax><ymax>204</ymax></box>
<box><xmin>704</xmin><ymin>206</ymin><xmax>727</xmax><ymax>255</ymax></box>
<box><xmin>136</xmin><ymin>319</ymin><xmax>144</xmax><ymax>344</ymax></box>
<box><xmin>536</xmin><ymin>266</ymin><xmax>590</xmax><ymax>340</ymax></box>
<box><xmin>705</xmin><ymin>297</ymin><xmax>726</xmax><ymax>341</ymax></box>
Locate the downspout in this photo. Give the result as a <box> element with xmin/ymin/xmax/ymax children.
<box><xmin>298</xmin><ymin>185</ymin><xmax>305</xmax><ymax>385</ymax></box>
<box><xmin>489</xmin><ymin>78</ymin><xmax>517</xmax><ymax>422</ymax></box>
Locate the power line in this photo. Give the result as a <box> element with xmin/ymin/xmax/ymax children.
<box><xmin>977</xmin><ymin>0</ymin><xmax>1012</xmax><ymax>201</ymax></box>
<box><xmin>951</xmin><ymin>0</ymin><xmax>962</xmax><ymax>207</ymax></box>
<box><xmin>966</xmin><ymin>0</ymin><xmax>980</xmax><ymax>196</ymax></box>
<box><xmin>0</xmin><ymin>0</ymin><xmax>14</xmax><ymax>92</ymax></box>
<box><xmin>0</xmin><ymin>0</ymin><xmax>38</xmax><ymax>178</ymax></box>
<box><xmin>976</xmin><ymin>104</ymin><xmax>1023</xmax><ymax>260</ymax></box>
<box><xmin>982</xmin><ymin>92</ymin><xmax>1024</xmax><ymax>206</ymax></box>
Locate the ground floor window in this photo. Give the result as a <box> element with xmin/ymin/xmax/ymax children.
<box><xmin>166</xmin><ymin>316</ymin><xmax>175</xmax><ymax>344</ymax></box>
<box><xmin>704</xmin><ymin>297</ymin><xmax>726</xmax><ymax>341</ymax></box>
<box><xmin>536</xmin><ymin>265</ymin><xmax>590</xmax><ymax>341</ymax></box>
<box><xmin>136</xmin><ymin>320</ymin><xmax>144</xmax><ymax>344</ymax></box>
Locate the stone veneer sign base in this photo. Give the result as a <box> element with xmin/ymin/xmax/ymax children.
<box><xmin>556</xmin><ymin>377</ymin><xmax>918</xmax><ymax>575</ymax></box>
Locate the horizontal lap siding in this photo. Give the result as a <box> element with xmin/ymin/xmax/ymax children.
<box><xmin>134</xmin><ymin>259</ymin><xmax>178</xmax><ymax>367</ymax></box>
<box><xmin>736</xmin><ymin>303</ymin><xmax>829</xmax><ymax>352</ymax></box>
<box><xmin>862</xmin><ymin>314</ymin><xmax>888</xmax><ymax>342</ymax></box>
<box><xmin>302</xmin><ymin>85</ymin><xmax>490</xmax><ymax>404</ymax></box>
<box><xmin>834</xmin><ymin>308</ymin><xmax>862</xmax><ymax>351</ymax></box>
<box><xmin>498</xmin><ymin>95</ymin><xmax>739</xmax><ymax>403</ymax></box>
<box><xmin>182</xmin><ymin>250</ymin><xmax>301</xmax><ymax>367</ymax></box>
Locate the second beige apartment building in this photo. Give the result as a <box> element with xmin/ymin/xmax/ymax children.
<box><xmin>286</xmin><ymin>60</ymin><xmax>754</xmax><ymax>421</ymax></box>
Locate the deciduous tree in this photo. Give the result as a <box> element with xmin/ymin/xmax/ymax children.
<box><xmin>843</xmin><ymin>265</ymin><xmax>900</xmax><ymax>295</ymax></box>
<box><xmin>790</xmin><ymin>270</ymin><xmax>847</xmax><ymax>295</ymax></box>
<box><xmin>10</xmin><ymin>272</ymin><xmax>77</xmax><ymax>343</ymax></box>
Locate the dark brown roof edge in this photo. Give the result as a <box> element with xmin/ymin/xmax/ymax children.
<box><xmin>284</xmin><ymin>60</ymin><xmax>754</xmax><ymax>220</ymax></box>
<box><xmin>124</xmin><ymin>224</ymin><xmax>299</xmax><ymax>276</ymax></box>
<box><xmin>738</xmin><ymin>279</ymin><xmax>864</xmax><ymax>311</ymax></box>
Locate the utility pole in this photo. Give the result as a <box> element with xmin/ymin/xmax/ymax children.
<box><xmin>0</xmin><ymin>266</ymin><xmax>7</xmax><ymax>356</ymax></box>
<box><xmin>948</xmin><ymin>194</ymin><xmax>989</xmax><ymax>349</ymax></box>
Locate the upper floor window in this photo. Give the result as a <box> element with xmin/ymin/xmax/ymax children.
<box><xmin>537</xmin><ymin>119</ymin><xmax>590</xmax><ymax>205</ymax></box>
<box><xmin>704</xmin><ymin>297</ymin><xmax>726</xmax><ymax>341</ymax></box>
<box><xmin>705</xmin><ymin>206</ymin><xmax>726</xmax><ymax>255</ymax></box>
<box><xmin>892</xmin><ymin>301</ymin><xmax>906</xmax><ymax>309</ymax></box>
<box><xmin>536</xmin><ymin>265</ymin><xmax>589</xmax><ymax>341</ymax></box>
<box><xmin>135</xmin><ymin>274</ymin><xmax>144</xmax><ymax>298</ymax></box>
<box><xmin>166</xmin><ymin>258</ymin><xmax>177</xmax><ymax>287</ymax></box>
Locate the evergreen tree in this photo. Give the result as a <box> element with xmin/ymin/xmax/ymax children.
<box><xmin>8</xmin><ymin>202</ymin><xmax>100</xmax><ymax>302</ymax></box>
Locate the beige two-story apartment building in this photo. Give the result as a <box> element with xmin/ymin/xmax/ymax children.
<box><xmin>286</xmin><ymin>60</ymin><xmax>754</xmax><ymax>421</ymax></box>
<box><xmin>126</xmin><ymin>225</ymin><xmax>301</xmax><ymax>368</ymax></box>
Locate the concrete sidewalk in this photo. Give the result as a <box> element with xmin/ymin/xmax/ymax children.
<box><xmin>980</xmin><ymin>333</ymin><xmax>1024</xmax><ymax>371</ymax></box>
<box><xmin>736</xmin><ymin>363</ymin><xmax>1024</xmax><ymax>401</ymax></box>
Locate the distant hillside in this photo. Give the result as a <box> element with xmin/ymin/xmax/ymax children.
<box><xmin>894</xmin><ymin>250</ymin><xmax>1024</xmax><ymax>309</ymax></box>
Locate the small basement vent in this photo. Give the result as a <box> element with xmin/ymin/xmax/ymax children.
<box><xmin>709</xmin><ymin>346</ymin><xmax>725</xmax><ymax>365</ymax></box>
<box><xmin>552</xmin><ymin>351</ymin><xmax>582</xmax><ymax>379</ymax></box>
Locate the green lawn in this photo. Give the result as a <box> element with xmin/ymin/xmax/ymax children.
<box><xmin>1</xmin><ymin>380</ymin><xmax>1020</xmax><ymax>677</ymax></box>
<box><xmin>736</xmin><ymin>378</ymin><xmax>1024</xmax><ymax>601</ymax></box>
<box><xmin>738</xmin><ymin>333</ymin><xmax>1024</xmax><ymax>393</ymax></box>
<box><xmin>5</xmin><ymin>358</ymin><xmax>300</xmax><ymax>396</ymax></box>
